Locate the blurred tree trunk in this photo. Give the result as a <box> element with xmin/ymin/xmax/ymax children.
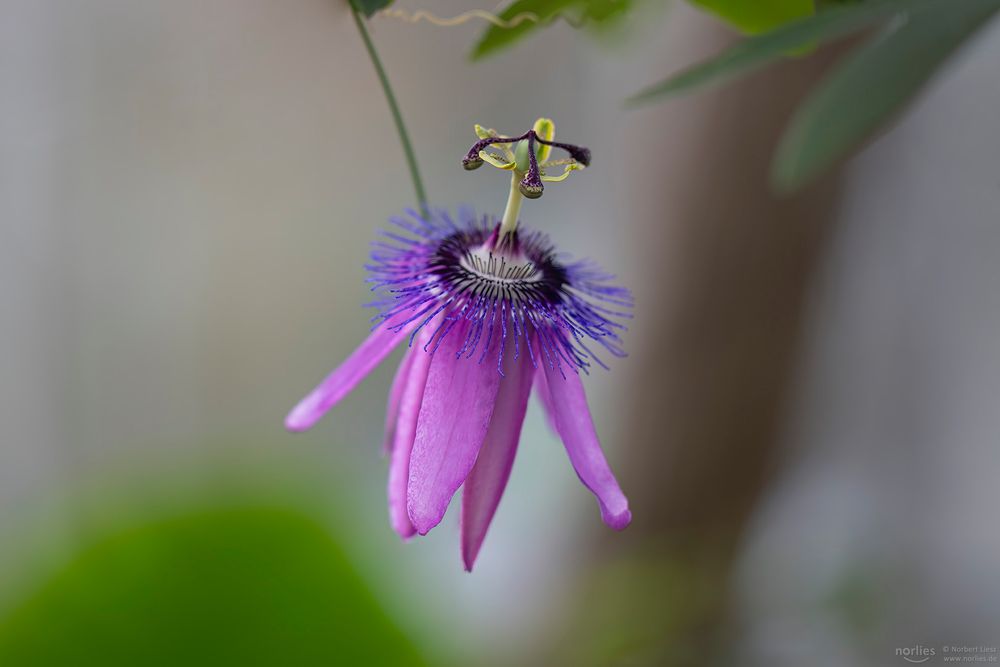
<box><xmin>539</xmin><ymin>15</ymin><xmax>848</xmax><ymax>667</ymax></box>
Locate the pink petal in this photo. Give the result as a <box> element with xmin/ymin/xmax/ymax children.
<box><xmin>407</xmin><ymin>323</ymin><xmax>502</xmax><ymax>535</ymax></box>
<box><xmin>542</xmin><ymin>363</ymin><xmax>631</xmax><ymax>530</ymax></box>
<box><xmin>383</xmin><ymin>346</ymin><xmax>417</xmax><ymax>454</ymax></box>
<box><xmin>460</xmin><ymin>351</ymin><xmax>533</xmax><ymax>571</ymax></box>
<box><xmin>533</xmin><ymin>364</ymin><xmax>559</xmax><ymax>434</ymax></box>
<box><xmin>285</xmin><ymin>323</ymin><xmax>414</xmax><ymax>433</ymax></box>
<box><xmin>387</xmin><ymin>331</ymin><xmax>434</xmax><ymax>539</ymax></box>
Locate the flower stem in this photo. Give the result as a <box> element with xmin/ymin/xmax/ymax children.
<box><xmin>350</xmin><ymin>4</ymin><xmax>429</xmax><ymax>216</ymax></box>
<box><xmin>498</xmin><ymin>172</ymin><xmax>523</xmax><ymax>238</ymax></box>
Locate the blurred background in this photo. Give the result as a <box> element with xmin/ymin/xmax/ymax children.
<box><xmin>2</xmin><ymin>1</ymin><xmax>999</xmax><ymax>665</ymax></box>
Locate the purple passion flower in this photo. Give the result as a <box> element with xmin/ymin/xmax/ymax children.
<box><xmin>286</xmin><ymin>119</ymin><xmax>632</xmax><ymax>571</ymax></box>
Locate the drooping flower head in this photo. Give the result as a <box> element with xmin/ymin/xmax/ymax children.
<box><xmin>286</xmin><ymin>119</ymin><xmax>632</xmax><ymax>571</ymax></box>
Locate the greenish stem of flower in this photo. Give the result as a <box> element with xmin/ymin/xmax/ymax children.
<box><xmin>498</xmin><ymin>171</ymin><xmax>523</xmax><ymax>239</ymax></box>
<box><xmin>350</xmin><ymin>3</ymin><xmax>429</xmax><ymax>217</ymax></box>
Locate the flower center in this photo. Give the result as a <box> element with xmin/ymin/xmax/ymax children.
<box><xmin>459</xmin><ymin>244</ymin><xmax>541</xmax><ymax>286</ymax></box>
<box><xmin>429</xmin><ymin>225</ymin><xmax>567</xmax><ymax>307</ymax></box>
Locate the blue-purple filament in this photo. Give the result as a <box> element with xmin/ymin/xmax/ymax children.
<box><xmin>365</xmin><ymin>209</ymin><xmax>632</xmax><ymax>378</ymax></box>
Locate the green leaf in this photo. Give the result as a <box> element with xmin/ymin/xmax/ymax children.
<box><xmin>690</xmin><ymin>0</ymin><xmax>814</xmax><ymax>34</ymax></box>
<box><xmin>471</xmin><ymin>0</ymin><xmax>631</xmax><ymax>61</ymax></box>
<box><xmin>351</xmin><ymin>0</ymin><xmax>393</xmax><ymax>18</ymax></box>
<box><xmin>626</xmin><ymin>0</ymin><xmax>948</xmax><ymax>106</ymax></box>
<box><xmin>0</xmin><ymin>503</ymin><xmax>428</xmax><ymax>666</ymax></box>
<box><xmin>583</xmin><ymin>0</ymin><xmax>633</xmax><ymax>22</ymax></box>
<box><xmin>773</xmin><ymin>0</ymin><xmax>1000</xmax><ymax>190</ymax></box>
<box><xmin>472</xmin><ymin>0</ymin><xmax>575</xmax><ymax>60</ymax></box>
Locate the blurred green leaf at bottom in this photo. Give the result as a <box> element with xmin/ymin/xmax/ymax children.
<box><xmin>0</xmin><ymin>504</ymin><xmax>427</xmax><ymax>667</ymax></box>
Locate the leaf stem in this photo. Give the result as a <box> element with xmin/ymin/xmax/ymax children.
<box><xmin>350</xmin><ymin>4</ymin><xmax>429</xmax><ymax>216</ymax></box>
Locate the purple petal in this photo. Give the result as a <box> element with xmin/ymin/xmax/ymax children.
<box><xmin>387</xmin><ymin>333</ymin><xmax>434</xmax><ymax>539</ymax></box>
<box><xmin>407</xmin><ymin>324</ymin><xmax>502</xmax><ymax>535</ymax></box>
<box><xmin>542</xmin><ymin>363</ymin><xmax>631</xmax><ymax>530</ymax></box>
<box><xmin>533</xmin><ymin>364</ymin><xmax>559</xmax><ymax>434</ymax></box>
<box><xmin>285</xmin><ymin>323</ymin><xmax>413</xmax><ymax>432</ymax></box>
<box><xmin>460</xmin><ymin>352</ymin><xmax>533</xmax><ymax>571</ymax></box>
<box><xmin>383</xmin><ymin>347</ymin><xmax>417</xmax><ymax>454</ymax></box>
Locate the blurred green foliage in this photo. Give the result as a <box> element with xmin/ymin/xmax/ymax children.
<box><xmin>351</xmin><ymin>0</ymin><xmax>394</xmax><ymax>18</ymax></box>
<box><xmin>689</xmin><ymin>0</ymin><xmax>814</xmax><ymax>33</ymax></box>
<box><xmin>0</xmin><ymin>502</ymin><xmax>427</xmax><ymax>666</ymax></box>
<box><xmin>471</xmin><ymin>0</ymin><xmax>632</xmax><ymax>60</ymax></box>
<box><xmin>626</xmin><ymin>0</ymin><xmax>906</xmax><ymax>103</ymax></box>
<box><xmin>470</xmin><ymin>0</ymin><xmax>812</xmax><ymax>60</ymax></box>
<box><xmin>628</xmin><ymin>0</ymin><xmax>1000</xmax><ymax>190</ymax></box>
<box><xmin>772</xmin><ymin>0</ymin><xmax>1000</xmax><ymax>189</ymax></box>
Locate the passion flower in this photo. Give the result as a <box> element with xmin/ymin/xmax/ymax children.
<box><xmin>287</xmin><ymin>119</ymin><xmax>632</xmax><ymax>570</ymax></box>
